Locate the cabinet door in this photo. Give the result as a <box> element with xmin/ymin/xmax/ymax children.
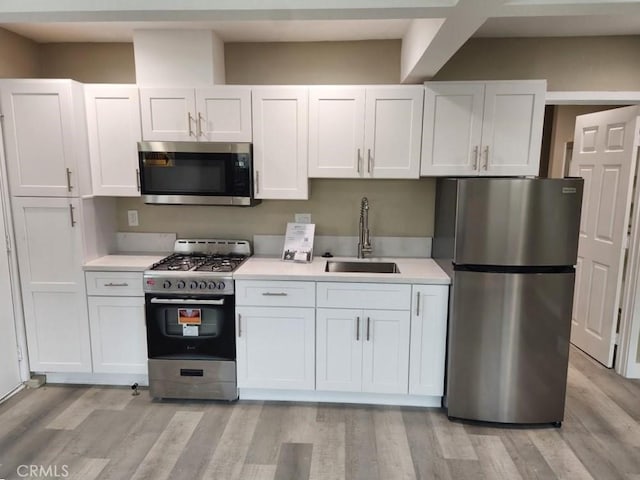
<box><xmin>11</xmin><ymin>197</ymin><xmax>91</xmax><ymax>372</ymax></box>
<box><xmin>85</xmin><ymin>85</ymin><xmax>142</xmax><ymax>196</ymax></box>
<box><xmin>139</xmin><ymin>88</ymin><xmax>196</xmax><ymax>141</ymax></box>
<box><xmin>364</xmin><ymin>87</ymin><xmax>423</xmax><ymax>179</ymax></box>
<box><xmin>252</xmin><ymin>87</ymin><xmax>308</xmax><ymax>199</ymax></box>
<box><xmin>236</xmin><ymin>306</ymin><xmax>315</xmax><ymax>390</ymax></box>
<box><xmin>316</xmin><ymin>308</ymin><xmax>363</xmax><ymax>392</ymax></box>
<box><xmin>361</xmin><ymin>310</ymin><xmax>410</xmax><ymax>394</ymax></box>
<box><xmin>0</xmin><ymin>80</ymin><xmax>80</xmax><ymax>196</ymax></box>
<box><xmin>88</xmin><ymin>296</ymin><xmax>147</xmax><ymax>374</ymax></box>
<box><xmin>196</xmin><ymin>87</ymin><xmax>252</xmax><ymax>142</ymax></box>
<box><xmin>420</xmin><ymin>82</ymin><xmax>485</xmax><ymax>176</ymax></box>
<box><xmin>308</xmin><ymin>87</ymin><xmax>365</xmax><ymax>178</ymax></box>
<box><xmin>409</xmin><ymin>285</ymin><xmax>448</xmax><ymax>396</ymax></box>
<box><xmin>479</xmin><ymin>81</ymin><xmax>546</xmax><ymax>177</ymax></box>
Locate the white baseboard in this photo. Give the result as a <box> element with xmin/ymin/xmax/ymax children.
<box><xmin>239</xmin><ymin>388</ymin><xmax>442</xmax><ymax>408</ymax></box>
<box><xmin>43</xmin><ymin>372</ymin><xmax>149</xmax><ymax>387</ymax></box>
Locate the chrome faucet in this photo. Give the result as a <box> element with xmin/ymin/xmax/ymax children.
<box><xmin>357</xmin><ymin>197</ymin><xmax>372</xmax><ymax>258</ymax></box>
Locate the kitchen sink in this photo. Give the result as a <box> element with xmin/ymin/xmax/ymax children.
<box><xmin>324</xmin><ymin>261</ymin><xmax>400</xmax><ymax>274</ymax></box>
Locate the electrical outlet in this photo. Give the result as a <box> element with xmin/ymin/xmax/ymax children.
<box><xmin>127</xmin><ymin>210</ymin><xmax>139</xmax><ymax>227</ymax></box>
<box><xmin>295</xmin><ymin>213</ymin><xmax>311</xmax><ymax>224</ymax></box>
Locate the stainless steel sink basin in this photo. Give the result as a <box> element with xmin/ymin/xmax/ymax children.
<box><xmin>324</xmin><ymin>261</ymin><xmax>400</xmax><ymax>274</ymax></box>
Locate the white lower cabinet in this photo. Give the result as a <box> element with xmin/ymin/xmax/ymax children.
<box><xmin>87</xmin><ymin>296</ymin><xmax>147</xmax><ymax>374</ymax></box>
<box><xmin>409</xmin><ymin>285</ymin><xmax>449</xmax><ymax>396</ymax></box>
<box><xmin>236</xmin><ymin>306</ymin><xmax>315</xmax><ymax>390</ymax></box>
<box><xmin>316</xmin><ymin>307</ymin><xmax>410</xmax><ymax>394</ymax></box>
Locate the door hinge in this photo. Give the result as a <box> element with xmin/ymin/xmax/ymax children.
<box><xmin>614</xmin><ymin>332</ymin><xmax>620</xmax><ymax>345</ymax></box>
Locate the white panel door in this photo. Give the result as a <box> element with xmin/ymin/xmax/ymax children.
<box><xmin>11</xmin><ymin>197</ymin><xmax>92</xmax><ymax>372</ymax></box>
<box><xmin>0</xmin><ymin>80</ymin><xmax>79</xmax><ymax>196</ymax></box>
<box><xmin>364</xmin><ymin>86</ymin><xmax>423</xmax><ymax>179</ymax></box>
<box><xmin>85</xmin><ymin>85</ymin><xmax>142</xmax><ymax>196</ymax></box>
<box><xmin>569</xmin><ymin>105</ymin><xmax>640</xmax><ymax>366</ymax></box>
<box><xmin>196</xmin><ymin>87</ymin><xmax>252</xmax><ymax>142</ymax></box>
<box><xmin>236</xmin><ymin>306</ymin><xmax>315</xmax><ymax>390</ymax></box>
<box><xmin>252</xmin><ymin>87</ymin><xmax>308</xmax><ymax>199</ymax></box>
<box><xmin>409</xmin><ymin>285</ymin><xmax>448</xmax><ymax>396</ymax></box>
<box><xmin>88</xmin><ymin>296</ymin><xmax>147</xmax><ymax>374</ymax></box>
<box><xmin>316</xmin><ymin>308</ymin><xmax>363</xmax><ymax>392</ymax></box>
<box><xmin>480</xmin><ymin>81</ymin><xmax>545</xmax><ymax>176</ymax></box>
<box><xmin>139</xmin><ymin>88</ymin><xmax>196</xmax><ymax>142</ymax></box>
<box><xmin>420</xmin><ymin>82</ymin><xmax>485</xmax><ymax>176</ymax></box>
<box><xmin>308</xmin><ymin>87</ymin><xmax>365</xmax><ymax>178</ymax></box>
<box><xmin>361</xmin><ymin>309</ymin><xmax>410</xmax><ymax>394</ymax></box>
<box><xmin>0</xmin><ymin>195</ymin><xmax>20</xmax><ymax>398</ymax></box>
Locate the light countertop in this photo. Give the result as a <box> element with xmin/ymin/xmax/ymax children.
<box><xmin>83</xmin><ymin>254</ymin><xmax>167</xmax><ymax>272</ymax></box>
<box><xmin>234</xmin><ymin>256</ymin><xmax>451</xmax><ymax>284</ymax></box>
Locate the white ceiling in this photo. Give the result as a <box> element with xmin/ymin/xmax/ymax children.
<box><xmin>1</xmin><ymin>0</ymin><xmax>640</xmax><ymax>81</ymax></box>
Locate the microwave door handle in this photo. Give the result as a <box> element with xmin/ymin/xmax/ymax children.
<box><xmin>150</xmin><ymin>298</ymin><xmax>225</xmax><ymax>305</ymax></box>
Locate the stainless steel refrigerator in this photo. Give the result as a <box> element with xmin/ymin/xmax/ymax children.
<box><xmin>434</xmin><ymin>177</ymin><xmax>583</xmax><ymax>425</ymax></box>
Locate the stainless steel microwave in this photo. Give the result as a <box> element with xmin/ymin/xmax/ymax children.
<box><xmin>138</xmin><ymin>141</ymin><xmax>260</xmax><ymax>206</ymax></box>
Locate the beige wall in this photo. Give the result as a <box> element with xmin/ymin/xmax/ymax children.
<box><xmin>0</xmin><ymin>28</ymin><xmax>39</xmax><ymax>78</ymax></box>
<box><xmin>547</xmin><ymin>105</ymin><xmax>620</xmax><ymax>178</ymax></box>
<box><xmin>434</xmin><ymin>36</ymin><xmax>640</xmax><ymax>91</ymax></box>
<box><xmin>225</xmin><ymin>41</ymin><xmax>402</xmax><ymax>84</ymax></box>
<box><xmin>117</xmin><ymin>178</ymin><xmax>435</xmax><ymax>238</ymax></box>
<box><xmin>38</xmin><ymin>43</ymin><xmax>135</xmax><ymax>83</ymax></box>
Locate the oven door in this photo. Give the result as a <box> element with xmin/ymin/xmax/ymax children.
<box><xmin>145</xmin><ymin>294</ymin><xmax>236</xmax><ymax>361</ymax></box>
<box><xmin>138</xmin><ymin>141</ymin><xmax>257</xmax><ymax>206</ymax></box>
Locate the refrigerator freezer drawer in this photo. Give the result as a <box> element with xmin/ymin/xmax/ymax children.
<box><xmin>447</xmin><ymin>270</ymin><xmax>574</xmax><ymax>424</ymax></box>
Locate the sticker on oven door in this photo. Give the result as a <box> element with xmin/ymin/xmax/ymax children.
<box><xmin>178</xmin><ymin>308</ymin><xmax>202</xmax><ymax>325</ymax></box>
<box><xmin>182</xmin><ymin>324</ymin><xmax>199</xmax><ymax>337</ymax></box>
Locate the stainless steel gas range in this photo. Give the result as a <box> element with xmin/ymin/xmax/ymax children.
<box><xmin>143</xmin><ymin>239</ymin><xmax>251</xmax><ymax>401</ymax></box>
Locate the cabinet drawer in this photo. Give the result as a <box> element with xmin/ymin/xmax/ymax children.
<box><xmin>317</xmin><ymin>282</ymin><xmax>411</xmax><ymax>310</ymax></box>
<box><xmin>235</xmin><ymin>280</ymin><xmax>315</xmax><ymax>307</ymax></box>
<box><xmin>85</xmin><ymin>271</ymin><xmax>143</xmax><ymax>296</ymax></box>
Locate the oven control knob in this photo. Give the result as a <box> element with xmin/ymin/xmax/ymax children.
<box><xmin>217</xmin><ymin>282</ymin><xmax>226</xmax><ymax>290</ymax></box>
<box><xmin>177</xmin><ymin>280</ymin><xmax>186</xmax><ymax>289</ymax></box>
<box><xmin>162</xmin><ymin>280</ymin><xmax>172</xmax><ymax>289</ymax></box>
<box><xmin>207</xmin><ymin>282</ymin><xmax>217</xmax><ymax>290</ymax></box>
<box><xmin>198</xmin><ymin>281</ymin><xmax>207</xmax><ymax>289</ymax></box>
<box><xmin>189</xmin><ymin>281</ymin><xmax>198</xmax><ymax>289</ymax></box>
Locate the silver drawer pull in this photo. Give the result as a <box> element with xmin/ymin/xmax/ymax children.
<box><xmin>262</xmin><ymin>292</ymin><xmax>288</xmax><ymax>296</ymax></box>
<box><xmin>104</xmin><ymin>282</ymin><xmax>129</xmax><ymax>287</ymax></box>
<box><xmin>150</xmin><ymin>298</ymin><xmax>225</xmax><ymax>305</ymax></box>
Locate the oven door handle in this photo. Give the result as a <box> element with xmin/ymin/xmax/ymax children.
<box><xmin>150</xmin><ymin>297</ymin><xmax>225</xmax><ymax>305</ymax></box>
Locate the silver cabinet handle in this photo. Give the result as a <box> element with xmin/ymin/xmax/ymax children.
<box><xmin>483</xmin><ymin>145</ymin><xmax>489</xmax><ymax>170</ymax></box>
<box><xmin>66</xmin><ymin>168</ymin><xmax>73</xmax><ymax>192</ymax></box>
<box><xmin>69</xmin><ymin>204</ymin><xmax>76</xmax><ymax>227</ymax></box>
<box><xmin>237</xmin><ymin>314</ymin><xmax>242</xmax><ymax>338</ymax></box>
<box><xmin>262</xmin><ymin>292</ymin><xmax>288</xmax><ymax>296</ymax></box>
<box><xmin>357</xmin><ymin>148</ymin><xmax>361</xmax><ymax>174</ymax></box>
<box><xmin>187</xmin><ymin>112</ymin><xmax>194</xmax><ymax>137</ymax></box>
<box><xmin>367</xmin><ymin>149</ymin><xmax>372</xmax><ymax>173</ymax></box>
<box><xmin>105</xmin><ymin>282</ymin><xmax>129</xmax><ymax>287</ymax></box>
<box><xmin>416</xmin><ymin>291</ymin><xmax>421</xmax><ymax>316</ymax></box>
<box><xmin>255</xmin><ymin>170</ymin><xmax>260</xmax><ymax>194</ymax></box>
<box><xmin>135</xmin><ymin>169</ymin><xmax>141</xmax><ymax>192</ymax></box>
<box><xmin>366</xmin><ymin>317</ymin><xmax>371</xmax><ymax>341</ymax></box>
<box><xmin>473</xmin><ymin>146</ymin><xmax>479</xmax><ymax>170</ymax></box>
<box><xmin>356</xmin><ymin>316</ymin><xmax>360</xmax><ymax>341</ymax></box>
<box><xmin>197</xmin><ymin>112</ymin><xmax>204</xmax><ymax>137</ymax></box>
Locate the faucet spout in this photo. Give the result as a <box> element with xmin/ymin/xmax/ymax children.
<box><xmin>357</xmin><ymin>197</ymin><xmax>373</xmax><ymax>259</ymax></box>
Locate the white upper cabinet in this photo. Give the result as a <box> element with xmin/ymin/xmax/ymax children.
<box><xmin>252</xmin><ymin>87</ymin><xmax>309</xmax><ymax>200</ymax></box>
<box><xmin>0</xmin><ymin>79</ymin><xmax>91</xmax><ymax>197</ymax></box>
<box><xmin>420</xmin><ymin>80</ymin><xmax>546</xmax><ymax>177</ymax></box>
<box><xmin>85</xmin><ymin>84</ymin><xmax>142</xmax><ymax>196</ymax></box>
<box><xmin>364</xmin><ymin>87</ymin><xmax>423</xmax><ymax>178</ymax></box>
<box><xmin>309</xmin><ymin>86</ymin><xmax>423</xmax><ymax>179</ymax></box>
<box><xmin>140</xmin><ymin>87</ymin><xmax>252</xmax><ymax>142</ymax></box>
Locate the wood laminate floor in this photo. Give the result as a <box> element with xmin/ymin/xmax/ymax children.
<box><xmin>1</xmin><ymin>347</ymin><xmax>640</xmax><ymax>480</ymax></box>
